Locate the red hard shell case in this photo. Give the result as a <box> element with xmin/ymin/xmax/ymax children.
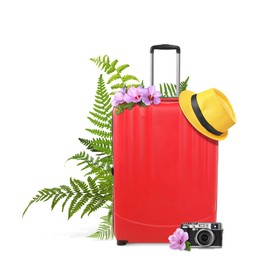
<box><xmin>113</xmin><ymin>98</ymin><xmax>218</xmax><ymax>243</ymax></box>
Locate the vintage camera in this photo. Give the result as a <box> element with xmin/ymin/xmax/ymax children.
<box><xmin>181</xmin><ymin>222</ymin><xmax>223</xmax><ymax>248</ymax></box>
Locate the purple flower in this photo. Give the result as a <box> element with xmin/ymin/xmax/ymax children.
<box><xmin>123</xmin><ymin>86</ymin><xmax>143</xmax><ymax>103</ymax></box>
<box><xmin>112</xmin><ymin>87</ymin><xmax>126</xmax><ymax>107</ymax></box>
<box><xmin>168</xmin><ymin>228</ymin><xmax>189</xmax><ymax>251</ymax></box>
<box><xmin>142</xmin><ymin>85</ymin><xmax>161</xmax><ymax>105</ymax></box>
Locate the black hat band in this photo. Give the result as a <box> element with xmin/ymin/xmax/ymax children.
<box><xmin>191</xmin><ymin>94</ymin><xmax>223</xmax><ymax>136</ymax></box>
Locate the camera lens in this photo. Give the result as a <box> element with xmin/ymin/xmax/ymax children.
<box><xmin>195</xmin><ymin>229</ymin><xmax>215</xmax><ymax>247</ymax></box>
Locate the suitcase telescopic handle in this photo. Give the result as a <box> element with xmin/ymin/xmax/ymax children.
<box><xmin>150</xmin><ymin>44</ymin><xmax>181</xmax><ymax>97</ymax></box>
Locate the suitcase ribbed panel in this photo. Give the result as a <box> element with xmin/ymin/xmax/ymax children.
<box><xmin>113</xmin><ymin>98</ymin><xmax>218</xmax><ymax>242</ymax></box>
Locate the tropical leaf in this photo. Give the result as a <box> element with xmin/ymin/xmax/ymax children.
<box><xmin>88</xmin><ymin>205</ymin><xmax>113</xmax><ymax>240</ymax></box>
<box><xmin>22</xmin><ymin>177</ymin><xmax>111</xmax><ymax>221</ymax></box>
<box><xmin>91</xmin><ymin>55</ymin><xmax>140</xmax><ymax>91</ymax></box>
<box><xmin>159</xmin><ymin>77</ymin><xmax>190</xmax><ymax>97</ymax></box>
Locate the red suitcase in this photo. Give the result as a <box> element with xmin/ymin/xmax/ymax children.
<box><xmin>113</xmin><ymin>45</ymin><xmax>218</xmax><ymax>245</ymax></box>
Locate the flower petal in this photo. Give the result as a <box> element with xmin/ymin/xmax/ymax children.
<box><xmin>127</xmin><ymin>87</ymin><xmax>138</xmax><ymax>97</ymax></box>
<box><xmin>179</xmin><ymin>242</ymin><xmax>186</xmax><ymax>251</ymax></box>
<box><xmin>123</xmin><ymin>93</ymin><xmax>134</xmax><ymax>103</ymax></box>
<box><xmin>153</xmin><ymin>97</ymin><xmax>161</xmax><ymax>105</ymax></box>
<box><xmin>153</xmin><ymin>91</ymin><xmax>161</xmax><ymax>97</ymax></box>
<box><xmin>137</xmin><ymin>85</ymin><xmax>144</xmax><ymax>92</ymax></box>
<box><xmin>169</xmin><ymin>243</ymin><xmax>181</xmax><ymax>250</ymax></box>
<box><xmin>141</xmin><ymin>88</ymin><xmax>149</xmax><ymax>96</ymax></box>
<box><xmin>142</xmin><ymin>96</ymin><xmax>151</xmax><ymax>105</ymax></box>
<box><xmin>112</xmin><ymin>92</ymin><xmax>124</xmax><ymax>107</ymax></box>
<box><xmin>181</xmin><ymin>231</ymin><xmax>189</xmax><ymax>242</ymax></box>
<box><xmin>120</xmin><ymin>87</ymin><xmax>126</xmax><ymax>95</ymax></box>
<box><xmin>148</xmin><ymin>85</ymin><xmax>155</xmax><ymax>95</ymax></box>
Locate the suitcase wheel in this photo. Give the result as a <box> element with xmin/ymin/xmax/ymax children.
<box><xmin>117</xmin><ymin>240</ymin><xmax>128</xmax><ymax>246</ymax></box>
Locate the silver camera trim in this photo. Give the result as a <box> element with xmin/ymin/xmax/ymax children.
<box><xmin>181</xmin><ymin>222</ymin><xmax>222</xmax><ymax>230</ymax></box>
<box><xmin>194</xmin><ymin>229</ymin><xmax>215</xmax><ymax>247</ymax></box>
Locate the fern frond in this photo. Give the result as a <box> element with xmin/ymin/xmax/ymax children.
<box><xmin>68</xmin><ymin>193</ymin><xmax>89</xmax><ymax>219</ymax></box>
<box><xmin>73</xmin><ymin>179</ymin><xmax>89</xmax><ymax>193</ymax></box>
<box><xmin>85</xmin><ymin>129</ymin><xmax>112</xmax><ymax>139</ymax></box>
<box><xmin>80</xmin><ymin>196</ymin><xmax>103</xmax><ymax>217</ymax></box>
<box><xmin>110</xmin><ymin>83</ymin><xmax>125</xmax><ymax>90</ymax></box>
<box><xmin>78</xmin><ymin>138</ymin><xmax>98</xmax><ymax>153</ymax></box>
<box><xmin>180</xmin><ymin>76</ymin><xmax>189</xmax><ymax>92</ymax></box>
<box><xmin>85</xmin><ymin>74</ymin><xmax>112</xmax><ymax>133</ymax></box>
<box><xmin>51</xmin><ymin>193</ymin><xmax>66</xmax><ymax>210</ymax></box>
<box><xmin>67</xmin><ymin>151</ymin><xmax>102</xmax><ymax>172</ymax></box>
<box><xmin>107</xmin><ymin>73</ymin><xmax>121</xmax><ymax>84</ymax></box>
<box><xmin>87</xmin><ymin>177</ymin><xmax>98</xmax><ymax>193</ymax></box>
<box><xmin>88</xmin><ymin>207</ymin><xmax>113</xmax><ymax>240</ymax></box>
<box><xmin>70</xmin><ymin>177</ymin><xmax>81</xmax><ymax>193</ymax></box>
<box><xmin>116</xmin><ymin>64</ymin><xmax>129</xmax><ymax>73</ymax></box>
<box><xmin>121</xmin><ymin>74</ymin><xmax>139</xmax><ymax>83</ymax></box>
<box><xmin>62</xmin><ymin>193</ymin><xmax>73</xmax><ymax>212</ymax></box>
<box><xmin>166</xmin><ymin>83</ymin><xmax>173</xmax><ymax>97</ymax></box>
<box><xmin>23</xmin><ymin>177</ymin><xmax>110</xmax><ymax>220</ymax></box>
<box><xmin>170</xmin><ymin>83</ymin><xmax>177</xmax><ymax>96</ymax></box>
<box><xmin>91</xmin><ymin>55</ymin><xmax>140</xmax><ymax>92</ymax></box>
<box><xmin>90</xmin><ymin>138</ymin><xmax>112</xmax><ymax>155</ymax></box>
<box><xmin>164</xmin><ymin>83</ymin><xmax>168</xmax><ymax>97</ymax></box>
<box><xmin>159</xmin><ymin>77</ymin><xmax>190</xmax><ymax>97</ymax></box>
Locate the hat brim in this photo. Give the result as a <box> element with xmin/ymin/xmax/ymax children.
<box><xmin>179</xmin><ymin>90</ymin><xmax>228</xmax><ymax>141</ymax></box>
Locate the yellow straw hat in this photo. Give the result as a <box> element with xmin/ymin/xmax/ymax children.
<box><xmin>179</xmin><ymin>88</ymin><xmax>236</xmax><ymax>141</ymax></box>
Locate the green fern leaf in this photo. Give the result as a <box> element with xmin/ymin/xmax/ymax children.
<box><xmin>67</xmin><ymin>151</ymin><xmax>86</xmax><ymax>161</ymax></box>
<box><xmin>107</xmin><ymin>73</ymin><xmax>121</xmax><ymax>84</ymax></box>
<box><xmin>159</xmin><ymin>77</ymin><xmax>190</xmax><ymax>97</ymax></box>
<box><xmin>110</xmin><ymin>83</ymin><xmax>125</xmax><ymax>90</ymax></box>
<box><xmin>88</xmin><ymin>112</ymin><xmax>109</xmax><ymax>123</ymax></box>
<box><xmin>89</xmin><ymin>141</ymin><xmax>111</xmax><ymax>156</ymax></box>
<box><xmin>80</xmin><ymin>195</ymin><xmax>104</xmax><ymax>217</ymax></box>
<box><xmin>70</xmin><ymin>177</ymin><xmax>82</xmax><ymax>193</ymax></box>
<box><xmin>88</xmin><ymin>208</ymin><xmax>113</xmax><ymax>239</ymax></box>
<box><xmin>73</xmin><ymin>179</ymin><xmax>89</xmax><ymax>193</ymax></box>
<box><xmin>115</xmin><ymin>102</ymin><xmax>134</xmax><ymax>115</ymax></box>
<box><xmin>22</xmin><ymin>200</ymin><xmax>34</xmax><ymax>218</ymax></box>
<box><xmin>85</xmin><ymin>129</ymin><xmax>112</xmax><ymax>139</ymax></box>
<box><xmin>78</xmin><ymin>138</ymin><xmax>98</xmax><ymax>153</ymax></box>
<box><xmin>87</xmin><ymin>177</ymin><xmax>98</xmax><ymax>192</ymax></box>
<box><xmin>88</xmin><ymin>197</ymin><xmax>106</xmax><ymax>215</ymax></box>
<box><xmin>62</xmin><ymin>193</ymin><xmax>73</xmax><ymax>212</ymax></box>
<box><xmin>60</xmin><ymin>185</ymin><xmax>73</xmax><ymax>193</ymax></box>
<box><xmin>87</xmin><ymin>116</ymin><xmax>111</xmax><ymax>130</ymax></box>
<box><xmin>91</xmin><ymin>55</ymin><xmax>140</xmax><ymax>93</ymax></box>
<box><xmin>51</xmin><ymin>193</ymin><xmax>66</xmax><ymax>210</ymax></box>
<box><xmin>121</xmin><ymin>74</ymin><xmax>139</xmax><ymax>83</ymax></box>
<box><xmin>166</xmin><ymin>83</ymin><xmax>173</xmax><ymax>97</ymax></box>
<box><xmin>164</xmin><ymin>83</ymin><xmax>168</xmax><ymax>97</ymax></box>
<box><xmin>68</xmin><ymin>193</ymin><xmax>82</xmax><ymax>219</ymax></box>
<box><xmin>68</xmin><ymin>193</ymin><xmax>90</xmax><ymax>219</ymax></box>
<box><xmin>170</xmin><ymin>83</ymin><xmax>177</xmax><ymax>96</ymax></box>
<box><xmin>116</xmin><ymin>64</ymin><xmax>129</xmax><ymax>73</ymax></box>
<box><xmin>180</xmin><ymin>76</ymin><xmax>189</xmax><ymax>92</ymax></box>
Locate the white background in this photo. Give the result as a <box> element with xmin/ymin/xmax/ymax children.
<box><xmin>0</xmin><ymin>0</ymin><xmax>257</xmax><ymax>259</ymax></box>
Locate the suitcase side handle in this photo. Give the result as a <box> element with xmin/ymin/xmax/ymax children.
<box><xmin>150</xmin><ymin>44</ymin><xmax>181</xmax><ymax>97</ymax></box>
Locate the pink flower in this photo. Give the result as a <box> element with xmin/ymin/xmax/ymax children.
<box><xmin>123</xmin><ymin>86</ymin><xmax>143</xmax><ymax>103</ymax></box>
<box><xmin>112</xmin><ymin>87</ymin><xmax>126</xmax><ymax>107</ymax></box>
<box><xmin>142</xmin><ymin>85</ymin><xmax>161</xmax><ymax>105</ymax></box>
<box><xmin>168</xmin><ymin>228</ymin><xmax>189</xmax><ymax>251</ymax></box>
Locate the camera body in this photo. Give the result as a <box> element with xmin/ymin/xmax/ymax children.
<box><xmin>181</xmin><ymin>222</ymin><xmax>223</xmax><ymax>248</ymax></box>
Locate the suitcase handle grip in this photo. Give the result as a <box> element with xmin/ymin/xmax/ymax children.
<box><xmin>150</xmin><ymin>44</ymin><xmax>180</xmax><ymax>54</ymax></box>
<box><xmin>150</xmin><ymin>44</ymin><xmax>181</xmax><ymax>97</ymax></box>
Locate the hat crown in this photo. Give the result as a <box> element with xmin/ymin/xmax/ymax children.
<box><xmin>196</xmin><ymin>88</ymin><xmax>236</xmax><ymax>132</ymax></box>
